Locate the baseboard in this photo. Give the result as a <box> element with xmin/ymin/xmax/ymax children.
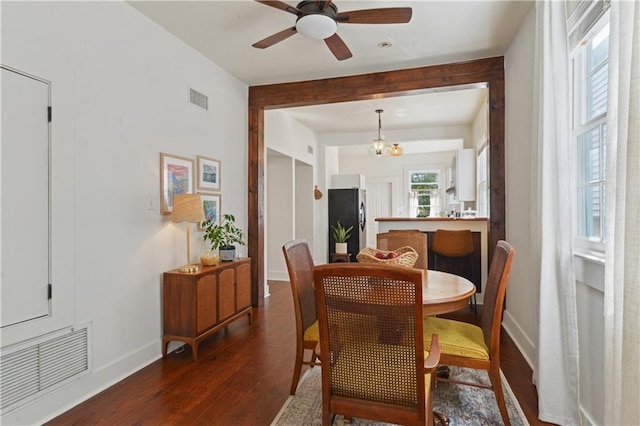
<box><xmin>502</xmin><ymin>309</ymin><xmax>536</xmax><ymax>369</ymax></box>
<box><xmin>500</xmin><ymin>369</ymin><xmax>530</xmax><ymax>425</ymax></box>
<box><xmin>1</xmin><ymin>339</ymin><xmax>161</xmax><ymax>425</ymax></box>
<box><xmin>268</xmin><ymin>270</ymin><xmax>289</xmax><ymax>281</ymax></box>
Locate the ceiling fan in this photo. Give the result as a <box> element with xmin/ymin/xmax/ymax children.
<box><xmin>252</xmin><ymin>0</ymin><xmax>413</xmax><ymax>61</ymax></box>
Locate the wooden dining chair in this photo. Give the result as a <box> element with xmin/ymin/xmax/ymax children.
<box><xmin>423</xmin><ymin>240</ymin><xmax>515</xmax><ymax>425</ymax></box>
<box><xmin>282</xmin><ymin>239</ymin><xmax>321</xmax><ymax>395</ymax></box>
<box><xmin>313</xmin><ymin>263</ymin><xmax>442</xmax><ymax>426</ymax></box>
<box><xmin>431</xmin><ymin>229</ymin><xmax>477</xmax><ymax>311</ymax></box>
<box><xmin>377</xmin><ymin>230</ymin><xmax>429</xmax><ymax>269</ymax></box>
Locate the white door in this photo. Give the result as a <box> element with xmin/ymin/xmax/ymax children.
<box><xmin>1</xmin><ymin>67</ymin><xmax>51</xmax><ymax>327</ymax></box>
<box><xmin>365</xmin><ymin>182</ymin><xmax>392</xmax><ymax>247</ymax></box>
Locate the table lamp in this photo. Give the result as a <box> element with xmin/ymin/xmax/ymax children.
<box><xmin>171</xmin><ymin>193</ymin><xmax>205</xmax><ymax>273</ymax></box>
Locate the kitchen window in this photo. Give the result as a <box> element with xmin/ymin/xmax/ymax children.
<box><xmin>571</xmin><ymin>11</ymin><xmax>609</xmax><ymax>252</ymax></box>
<box><xmin>409</xmin><ymin>170</ymin><xmax>440</xmax><ymax>218</ymax></box>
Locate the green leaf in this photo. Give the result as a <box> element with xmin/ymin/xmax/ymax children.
<box><xmin>201</xmin><ymin>213</ymin><xmax>245</xmax><ymax>250</ymax></box>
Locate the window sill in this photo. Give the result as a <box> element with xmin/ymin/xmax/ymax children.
<box><xmin>574</xmin><ymin>250</ymin><xmax>605</xmax><ymax>293</ymax></box>
<box><xmin>573</xmin><ymin>249</ymin><xmax>605</xmax><ymax>265</ymax></box>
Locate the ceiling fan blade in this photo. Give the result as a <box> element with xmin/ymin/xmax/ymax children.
<box><xmin>336</xmin><ymin>7</ymin><xmax>413</xmax><ymax>24</ymax></box>
<box><xmin>252</xmin><ymin>26</ymin><xmax>298</xmax><ymax>49</ymax></box>
<box><xmin>254</xmin><ymin>0</ymin><xmax>302</xmax><ymax>16</ymax></box>
<box><xmin>324</xmin><ymin>33</ymin><xmax>352</xmax><ymax>61</ymax></box>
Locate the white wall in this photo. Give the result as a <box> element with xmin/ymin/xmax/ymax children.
<box><xmin>471</xmin><ymin>97</ymin><xmax>489</xmax><ymax>150</ymax></box>
<box><xmin>264</xmin><ymin>110</ymin><xmax>318</xmax><ymax>166</ymax></box>
<box><xmin>1</xmin><ymin>2</ymin><xmax>247</xmax><ymax>424</ymax></box>
<box><xmin>503</xmin><ymin>4</ymin><xmax>538</xmax><ymax>366</ymax></box>
<box><xmin>321</xmin><ymin>147</ymin><xmax>340</xmax><ymax>262</ymax></box>
<box><xmin>575</xmin><ymin>257</ymin><xmax>605</xmax><ymax>425</ymax></box>
<box><xmin>266</xmin><ymin>153</ymin><xmax>294</xmax><ymax>282</ymax></box>
<box><xmin>295</xmin><ymin>161</ymin><xmax>315</xmax><ymax>245</ymax></box>
<box><xmin>337</xmin><ymin>150</ymin><xmax>460</xmax><ymax>217</ymax></box>
<box><xmin>264</xmin><ymin>111</ymin><xmax>321</xmax><ymax>278</ymax></box>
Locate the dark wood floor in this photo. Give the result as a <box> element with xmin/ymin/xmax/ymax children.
<box><xmin>47</xmin><ymin>281</ymin><xmax>553</xmax><ymax>426</ymax></box>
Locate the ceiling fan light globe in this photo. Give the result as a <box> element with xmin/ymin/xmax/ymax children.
<box><xmin>296</xmin><ymin>14</ymin><xmax>337</xmax><ymax>40</ymax></box>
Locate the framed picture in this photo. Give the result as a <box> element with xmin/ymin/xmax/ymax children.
<box><xmin>197</xmin><ymin>155</ymin><xmax>221</xmax><ymax>191</ymax></box>
<box><xmin>198</xmin><ymin>193</ymin><xmax>221</xmax><ymax>230</ymax></box>
<box><xmin>160</xmin><ymin>153</ymin><xmax>194</xmax><ymax>215</ymax></box>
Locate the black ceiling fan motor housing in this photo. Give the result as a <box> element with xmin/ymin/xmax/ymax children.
<box><xmin>295</xmin><ymin>1</ymin><xmax>338</xmax><ymax>19</ymax></box>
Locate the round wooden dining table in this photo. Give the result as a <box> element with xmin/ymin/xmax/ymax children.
<box><xmin>422</xmin><ymin>270</ymin><xmax>476</xmax><ymax>316</ymax></box>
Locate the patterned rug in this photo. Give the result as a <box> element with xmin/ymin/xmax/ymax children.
<box><xmin>272</xmin><ymin>366</ymin><xmax>529</xmax><ymax>426</ymax></box>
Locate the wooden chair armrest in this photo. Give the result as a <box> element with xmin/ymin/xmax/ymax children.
<box><xmin>424</xmin><ymin>334</ymin><xmax>440</xmax><ymax>372</ymax></box>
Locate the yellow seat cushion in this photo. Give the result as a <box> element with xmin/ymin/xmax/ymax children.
<box><xmin>304</xmin><ymin>320</ymin><xmax>319</xmax><ymax>342</ymax></box>
<box><xmin>423</xmin><ymin>316</ymin><xmax>489</xmax><ymax>360</ymax></box>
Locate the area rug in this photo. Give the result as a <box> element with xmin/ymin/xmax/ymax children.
<box><xmin>271</xmin><ymin>366</ymin><xmax>529</xmax><ymax>426</ymax></box>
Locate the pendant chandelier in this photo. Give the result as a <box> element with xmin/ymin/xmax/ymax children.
<box><xmin>367</xmin><ymin>109</ymin><xmax>402</xmax><ymax>157</ymax></box>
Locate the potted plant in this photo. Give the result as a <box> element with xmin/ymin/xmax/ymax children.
<box><xmin>202</xmin><ymin>213</ymin><xmax>246</xmax><ymax>261</ymax></box>
<box><xmin>331</xmin><ymin>220</ymin><xmax>353</xmax><ymax>254</ymax></box>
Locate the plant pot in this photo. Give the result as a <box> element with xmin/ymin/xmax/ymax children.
<box><xmin>200</xmin><ymin>250</ymin><xmax>219</xmax><ymax>266</ymax></box>
<box><xmin>219</xmin><ymin>246</ymin><xmax>236</xmax><ymax>261</ymax></box>
<box><xmin>335</xmin><ymin>242</ymin><xmax>348</xmax><ymax>254</ymax></box>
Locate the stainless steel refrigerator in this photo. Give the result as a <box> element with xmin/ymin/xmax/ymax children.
<box><xmin>328</xmin><ymin>188</ymin><xmax>367</xmax><ymax>262</ymax></box>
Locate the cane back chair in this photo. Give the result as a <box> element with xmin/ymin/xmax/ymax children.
<box><xmin>282</xmin><ymin>239</ymin><xmax>321</xmax><ymax>395</ymax></box>
<box><xmin>424</xmin><ymin>240</ymin><xmax>515</xmax><ymax>425</ymax></box>
<box><xmin>314</xmin><ymin>263</ymin><xmax>441</xmax><ymax>426</ymax></box>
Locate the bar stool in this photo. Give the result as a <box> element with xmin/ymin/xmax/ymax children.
<box><xmin>377</xmin><ymin>230</ymin><xmax>428</xmax><ymax>270</ymax></box>
<box><xmin>432</xmin><ymin>229</ymin><xmax>477</xmax><ymax>312</ymax></box>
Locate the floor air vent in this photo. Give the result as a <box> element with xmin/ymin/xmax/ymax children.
<box><xmin>1</xmin><ymin>326</ymin><xmax>90</xmax><ymax>414</ymax></box>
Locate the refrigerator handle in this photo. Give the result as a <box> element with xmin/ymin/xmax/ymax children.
<box><xmin>359</xmin><ymin>201</ymin><xmax>366</xmax><ymax>231</ymax></box>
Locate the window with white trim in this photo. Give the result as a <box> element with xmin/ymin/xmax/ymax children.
<box><xmin>571</xmin><ymin>11</ymin><xmax>610</xmax><ymax>251</ymax></box>
<box><xmin>408</xmin><ymin>170</ymin><xmax>440</xmax><ymax>218</ymax></box>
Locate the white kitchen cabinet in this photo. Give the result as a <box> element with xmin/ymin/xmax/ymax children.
<box><xmin>446</xmin><ymin>149</ymin><xmax>476</xmax><ymax>203</ymax></box>
<box><xmin>456</xmin><ymin>148</ymin><xmax>476</xmax><ymax>201</ymax></box>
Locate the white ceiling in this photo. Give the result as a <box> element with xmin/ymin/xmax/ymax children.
<box><xmin>129</xmin><ymin>0</ymin><xmax>532</xmax><ymax>144</ymax></box>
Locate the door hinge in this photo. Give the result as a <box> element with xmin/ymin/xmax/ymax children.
<box><xmin>48</xmin><ymin>283</ymin><xmax>52</xmax><ymax>300</ymax></box>
<box><xmin>48</xmin><ymin>106</ymin><xmax>52</xmax><ymax>122</ymax></box>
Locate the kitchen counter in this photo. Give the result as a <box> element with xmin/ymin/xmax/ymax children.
<box><xmin>376</xmin><ymin>217</ymin><xmax>488</xmax><ymax>222</ymax></box>
<box><xmin>376</xmin><ymin>217</ymin><xmax>488</xmax><ymax>301</ymax></box>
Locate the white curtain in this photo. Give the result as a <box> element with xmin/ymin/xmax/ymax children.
<box><xmin>604</xmin><ymin>1</ymin><xmax>640</xmax><ymax>424</ymax></box>
<box><xmin>532</xmin><ymin>1</ymin><xmax>582</xmax><ymax>424</ymax></box>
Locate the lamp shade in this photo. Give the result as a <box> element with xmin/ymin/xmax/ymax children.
<box><xmin>390</xmin><ymin>144</ymin><xmax>404</xmax><ymax>156</ymax></box>
<box><xmin>171</xmin><ymin>194</ymin><xmax>204</xmax><ymax>223</ymax></box>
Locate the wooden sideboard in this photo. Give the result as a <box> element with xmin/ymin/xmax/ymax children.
<box><xmin>162</xmin><ymin>258</ymin><xmax>252</xmax><ymax>360</ymax></box>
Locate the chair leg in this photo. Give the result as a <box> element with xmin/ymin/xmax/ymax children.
<box><xmin>290</xmin><ymin>346</ymin><xmax>304</xmax><ymax>395</ymax></box>
<box><xmin>468</xmin><ymin>253</ymin><xmax>477</xmax><ymax>313</ymax></box>
<box><xmin>321</xmin><ymin>411</ymin><xmax>333</xmax><ymax>426</ymax></box>
<box><xmin>488</xmin><ymin>367</ymin><xmax>511</xmax><ymax>426</ymax></box>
